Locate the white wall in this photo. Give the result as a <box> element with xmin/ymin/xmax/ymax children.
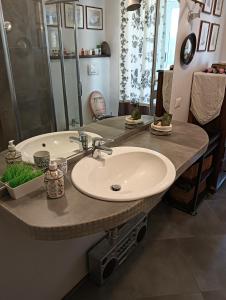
<box><xmin>0</xmin><ymin>207</ymin><xmax>104</xmax><ymax>300</ymax></box>
<box><xmin>78</xmin><ymin>0</ymin><xmax>114</xmax><ymax>125</ymax></box>
<box><xmin>220</xmin><ymin>18</ymin><xmax>226</xmax><ymax>61</ymax></box>
<box><xmin>170</xmin><ymin>0</ymin><xmax>226</xmax><ymax>121</ymax></box>
<box><xmin>79</xmin><ymin>57</ymin><xmax>110</xmax><ymax>124</ymax></box>
<box><xmin>78</xmin><ymin>0</ymin><xmax>106</xmax><ymax>50</ymax></box>
<box><xmin>105</xmin><ymin>0</ymin><xmax>121</xmax><ymax>117</ymax></box>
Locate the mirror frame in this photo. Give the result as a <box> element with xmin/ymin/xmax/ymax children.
<box><xmin>180</xmin><ymin>33</ymin><xmax>197</xmax><ymax>65</ymax></box>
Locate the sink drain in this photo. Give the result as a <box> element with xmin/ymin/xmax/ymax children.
<box><xmin>111</xmin><ymin>185</ymin><xmax>121</xmax><ymax>192</ymax></box>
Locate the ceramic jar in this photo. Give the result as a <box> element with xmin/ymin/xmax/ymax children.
<box><xmin>44</xmin><ymin>161</ymin><xmax>64</xmax><ymax>199</ymax></box>
<box><xmin>33</xmin><ymin>151</ymin><xmax>50</xmax><ymax>170</ymax></box>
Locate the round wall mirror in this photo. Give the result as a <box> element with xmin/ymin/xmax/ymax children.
<box><xmin>180</xmin><ymin>33</ymin><xmax>196</xmax><ymax>65</ymax></box>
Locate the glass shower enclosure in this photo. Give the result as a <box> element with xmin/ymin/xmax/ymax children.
<box><xmin>0</xmin><ymin>0</ymin><xmax>82</xmax><ymax>151</ymax></box>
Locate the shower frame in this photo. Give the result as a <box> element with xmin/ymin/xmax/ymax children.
<box><xmin>0</xmin><ymin>0</ymin><xmax>83</xmax><ymax>144</ymax></box>
<box><xmin>44</xmin><ymin>0</ymin><xmax>83</xmax><ymax>129</ymax></box>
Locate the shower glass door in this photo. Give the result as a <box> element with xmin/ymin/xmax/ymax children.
<box><xmin>0</xmin><ymin>0</ymin><xmax>83</xmax><ymax>150</ymax></box>
<box><xmin>0</xmin><ymin>0</ymin><xmax>56</xmax><ymax>141</ymax></box>
<box><xmin>44</xmin><ymin>0</ymin><xmax>83</xmax><ymax>131</ymax></box>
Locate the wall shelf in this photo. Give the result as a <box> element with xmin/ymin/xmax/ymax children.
<box><xmin>50</xmin><ymin>55</ymin><xmax>111</xmax><ymax>60</ymax></box>
<box><xmin>50</xmin><ymin>55</ymin><xmax>76</xmax><ymax>60</ymax></box>
<box><xmin>79</xmin><ymin>55</ymin><xmax>111</xmax><ymax>59</ymax></box>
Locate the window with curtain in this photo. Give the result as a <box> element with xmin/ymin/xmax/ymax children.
<box><xmin>119</xmin><ymin>0</ymin><xmax>157</xmax><ymax>104</ymax></box>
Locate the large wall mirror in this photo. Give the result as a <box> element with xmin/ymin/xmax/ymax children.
<box><xmin>0</xmin><ymin>0</ymin><xmax>180</xmax><ymax>153</ymax></box>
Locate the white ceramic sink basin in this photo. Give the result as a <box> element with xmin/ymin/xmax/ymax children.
<box><xmin>71</xmin><ymin>147</ymin><xmax>176</xmax><ymax>202</ymax></box>
<box><xmin>16</xmin><ymin>131</ymin><xmax>102</xmax><ymax>163</ymax></box>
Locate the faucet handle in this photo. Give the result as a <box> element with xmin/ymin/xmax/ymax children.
<box><xmin>92</xmin><ymin>137</ymin><xmax>113</xmax><ymax>147</ymax></box>
<box><xmin>77</xmin><ymin>128</ymin><xmax>85</xmax><ymax>137</ymax></box>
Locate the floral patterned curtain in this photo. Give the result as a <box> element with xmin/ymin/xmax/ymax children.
<box><xmin>156</xmin><ymin>0</ymin><xmax>167</xmax><ymax>70</ymax></box>
<box><xmin>120</xmin><ymin>0</ymin><xmax>157</xmax><ymax>104</ymax></box>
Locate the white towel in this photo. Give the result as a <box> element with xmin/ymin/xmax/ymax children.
<box><xmin>162</xmin><ymin>70</ymin><xmax>173</xmax><ymax>113</ymax></box>
<box><xmin>191</xmin><ymin>72</ymin><xmax>226</xmax><ymax>125</ymax></box>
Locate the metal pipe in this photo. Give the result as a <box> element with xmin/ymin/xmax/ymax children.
<box><xmin>73</xmin><ymin>2</ymin><xmax>83</xmax><ymax>127</ymax></box>
<box><xmin>56</xmin><ymin>2</ymin><xmax>70</xmax><ymax>130</ymax></box>
<box><xmin>41</xmin><ymin>0</ymin><xmax>57</xmax><ymax>132</ymax></box>
<box><xmin>0</xmin><ymin>0</ymin><xmax>22</xmax><ymax>141</ymax></box>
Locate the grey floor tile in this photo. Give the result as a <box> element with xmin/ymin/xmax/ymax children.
<box><xmin>139</xmin><ymin>293</ymin><xmax>204</xmax><ymax>300</ymax></box>
<box><xmin>70</xmin><ymin>183</ymin><xmax>226</xmax><ymax>300</ymax></box>
<box><xmin>178</xmin><ymin>236</ymin><xmax>226</xmax><ymax>292</ymax></box>
<box><xmin>149</xmin><ymin>200</ymin><xmax>226</xmax><ymax>240</ymax></box>
<box><xmin>206</xmin><ymin>182</ymin><xmax>226</xmax><ymax>201</ymax></box>
<box><xmin>202</xmin><ymin>290</ymin><xmax>226</xmax><ymax>300</ymax></box>
<box><xmin>72</xmin><ymin>239</ymin><xmax>199</xmax><ymax>299</ymax></box>
<box><xmin>206</xmin><ymin>199</ymin><xmax>226</xmax><ymax>225</ymax></box>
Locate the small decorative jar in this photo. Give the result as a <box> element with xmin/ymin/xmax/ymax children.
<box><xmin>44</xmin><ymin>161</ymin><xmax>64</xmax><ymax>199</ymax></box>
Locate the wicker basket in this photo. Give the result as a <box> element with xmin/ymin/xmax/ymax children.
<box><xmin>169</xmin><ymin>180</ymin><xmax>207</xmax><ymax>204</ymax></box>
<box><xmin>181</xmin><ymin>155</ymin><xmax>213</xmax><ymax>182</ymax></box>
<box><xmin>212</xmin><ymin>63</ymin><xmax>226</xmax><ymax>69</ymax></box>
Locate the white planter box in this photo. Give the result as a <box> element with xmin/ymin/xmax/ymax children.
<box><xmin>5</xmin><ymin>175</ymin><xmax>44</xmax><ymax>200</ymax></box>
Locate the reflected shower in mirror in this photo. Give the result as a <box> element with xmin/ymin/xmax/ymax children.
<box><xmin>0</xmin><ymin>0</ymin><xmax>181</xmax><ymax>155</ymax></box>
<box><xmin>45</xmin><ymin>1</ymin><xmax>82</xmax><ymax>131</ymax></box>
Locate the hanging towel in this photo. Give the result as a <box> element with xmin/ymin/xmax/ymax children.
<box><xmin>191</xmin><ymin>72</ymin><xmax>226</xmax><ymax>125</ymax></box>
<box><xmin>162</xmin><ymin>70</ymin><xmax>173</xmax><ymax>113</ymax></box>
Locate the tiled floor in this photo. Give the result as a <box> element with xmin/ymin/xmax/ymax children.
<box><xmin>69</xmin><ymin>183</ymin><xmax>226</xmax><ymax>300</ymax></box>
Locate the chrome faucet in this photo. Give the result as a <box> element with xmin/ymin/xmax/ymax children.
<box><xmin>70</xmin><ymin>130</ymin><xmax>89</xmax><ymax>151</ymax></box>
<box><xmin>92</xmin><ymin>137</ymin><xmax>113</xmax><ymax>159</ymax></box>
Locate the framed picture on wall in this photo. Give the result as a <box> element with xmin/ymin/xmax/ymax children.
<box><xmin>86</xmin><ymin>6</ymin><xmax>103</xmax><ymax>30</ymax></box>
<box><xmin>76</xmin><ymin>5</ymin><xmax>84</xmax><ymax>29</ymax></box>
<box><xmin>64</xmin><ymin>3</ymin><xmax>74</xmax><ymax>28</ymax></box>
<box><xmin>202</xmin><ymin>0</ymin><xmax>213</xmax><ymax>14</ymax></box>
<box><xmin>213</xmin><ymin>0</ymin><xmax>224</xmax><ymax>16</ymax></box>
<box><xmin>46</xmin><ymin>4</ymin><xmax>59</xmax><ymax>27</ymax></box>
<box><xmin>197</xmin><ymin>21</ymin><xmax>210</xmax><ymax>52</ymax></box>
<box><xmin>208</xmin><ymin>23</ymin><xmax>220</xmax><ymax>52</ymax></box>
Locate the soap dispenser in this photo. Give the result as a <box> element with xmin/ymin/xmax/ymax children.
<box><xmin>5</xmin><ymin>140</ymin><xmax>22</xmax><ymax>165</ymax></box>
<box><xmin>44</xmin><ymin>161</ymin><xmax>64</xmax><ymax>199</ymax></box>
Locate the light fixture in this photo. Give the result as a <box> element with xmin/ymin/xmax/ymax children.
<box><xmin>127</xmin><ymin>0</ymin><xmax>142</xmax><ymax>11</ymax></box>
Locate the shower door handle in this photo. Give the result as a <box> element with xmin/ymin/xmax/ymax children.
<box><xmin>4</xmin><ymin>21</ymin><xmax>12</xmax><ymax>32</ymax></box>
<box><xmin>79</xmin><ymin>81</ymin><xmax>83</xmax><ymax>97</ymax></box>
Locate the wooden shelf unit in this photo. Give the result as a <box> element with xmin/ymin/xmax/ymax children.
<box><xmin>155</xmin><ymin>70</ymin><xmax>226</xmax><ymax>215</ymax></box>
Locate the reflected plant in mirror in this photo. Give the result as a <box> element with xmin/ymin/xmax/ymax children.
<box><xmin>0</xmin><ymin>0</ymin><xmax>180</xmax><ymax>172</ymax></box>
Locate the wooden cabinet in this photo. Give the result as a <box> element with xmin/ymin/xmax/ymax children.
<box><xmin>156</xmin><ymin>70</ymin><xmax>226</xmax><ymax>214</ymax></box>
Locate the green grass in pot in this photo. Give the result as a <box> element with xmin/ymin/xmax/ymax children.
<box><xmin>1</xmin><ymin>163</ymin><xmax>43</xmax><ymax>188</ymax></box>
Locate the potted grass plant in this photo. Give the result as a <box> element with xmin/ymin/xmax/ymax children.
<box><xmin>0</xmin><ymin>163</ymin><xmax>44</xmax><ymax>200</ymax></box>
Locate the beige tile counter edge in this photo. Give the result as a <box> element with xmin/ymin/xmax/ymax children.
<box><xmin>0</xmin><ymin>117</ymin><xmax>209</xmax><ymax>240</ymax></box>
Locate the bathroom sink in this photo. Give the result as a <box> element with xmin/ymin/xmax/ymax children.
<box><xmin>71</xmin><ymin>147</ymin><xmax>176</xmax><ymax>202</ymax></box>
<box><xmin>16</xmin><ymin>131</ymin><xmax>102</xmax><ymax>163</ymax></box>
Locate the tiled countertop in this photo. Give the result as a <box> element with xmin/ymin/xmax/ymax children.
<box><xmin>0</xmin><ymin>117</ymin><xmax>209</xmax><ymax>240</ymax></box>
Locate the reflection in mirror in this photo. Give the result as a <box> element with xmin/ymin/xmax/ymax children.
<box><xmin>0</xmin><ymin>0</ymin><xmax>180</xmax><ymax>168</ymax></box>
<box><xmin>45</xmin><ymin>1</ymin><xmax>82</xmax><ymax>131</ymax></box>
<box><xmin>155</xmin><ymin>0</ymin><xmax>180</xmax><ymax>117</ymax></box>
